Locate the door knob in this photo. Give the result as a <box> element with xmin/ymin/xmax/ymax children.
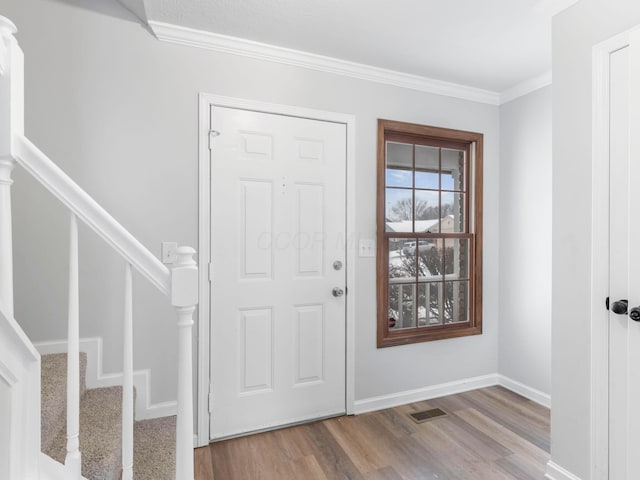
<box><xmin>332</xmin><ymin>287</ymin><xmax>344</xmax><ymax>297</ymax></box>
<box><xmin>630</xmin><ymin>307</ymin><xmax>640</xmax><ymax>322</ymax></box>
<box><xmin>611</xmin><ymin>299</ymin><xmax>629</xmax><ymax>315</ymax></box>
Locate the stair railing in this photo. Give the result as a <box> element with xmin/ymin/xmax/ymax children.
<box><xmin>0</xmin><ymin>16</ymin><xmax>197</xmax><ymax>480</ymax></box>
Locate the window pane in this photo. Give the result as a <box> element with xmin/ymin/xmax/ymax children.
<box><xmin>444</xmin><ymin>281</ymin><xmax>469</xmax><ymax>324</ymax></box>
<box><xmin>415</xmin><ymin>145</ymin><xmax>439</xmax><ymax>189</ymax></box>
<box><xmin>385</xmin><ymin>188</ymin><xmax>413</xmax><ymax>232</ymax></box>
<box><xmin>444</xmin><ymin>238</ymin><xmax>470</xmax><ymax>279</ymax></box>
<box><xmin>386</xmin><ymin>142</ymin><xmax>413</xmax><ymax>170</ymax></box>
<box><xmin>388</xmin><ymin>283</ymin><xmax>416</xmax><ymax>330</ymax></box>
<box><xmin>414</xmin><ymin>189</ymin><xmax>439</xmax><ymax>233</ymax></box>
<box><xmin>386</xmin><ymin>168</ymin><xmax>412</xmax><ymax>188</ymax></box>
<box><xmin>441</xmin><ymin>192</ymin><xmax>465</xmax><ymax>233</ymax></box>
<box><xmin>442</xmin><ymin>149</ymin><xmax>465</xmax><ymax>191</ymax></box>
<box><xmin>418</xmin><ymin>282</ymin><xmax>442</xmax><ymax>326</ymax></box>
<box><xmin>417</xmin><ymin>239</ymin><xmax>443</xmax><ymax>281</ymax></box>
<box><xmin>389</xmin><ymin>238</ymin><xmax>415</xmax><ymax>281</ymax></box>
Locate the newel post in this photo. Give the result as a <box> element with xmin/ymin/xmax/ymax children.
<box><xmin>0</xmin><ymin>16</ymin><xmax>23</xmax><ymax>317</ymax></box>
<box><xmin>171</xmin><ymin>246</ymin><xmax>197</xmax><ymax>480</ymax></box>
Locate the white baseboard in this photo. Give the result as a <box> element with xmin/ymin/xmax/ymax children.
<box><xmin>497</xmin><ymin>374</ymin><xmax>551</xmax><ymax>408</ymax></box>
<box><xmin>353</xmin><ymin>373</ymin><xmax>551</xmax><ymax>415</ymax></box>
<box><xmin>545</xmin><ymin>461</ymin><xmax>582</xmax><ymax>480</ymax></box>
<box><xmin>353</xmin><ymin>374</ymin><xmax>500</xmax><ymax>414</ymax></box>
<box><xmin>34</xmin><ymin>337</ymin><xmax>176</xmax><ymax>420</ymax></box>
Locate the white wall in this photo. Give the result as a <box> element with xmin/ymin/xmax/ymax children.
<box><xmin>3</xmin><ymin>0</ymin><xmax>500</xmax><ymax>409</ymax></box>
<box><xmin>552</xmin><ymin>1</ymin><xmax>640</xmax><ymax>477</ymax></box>
<box><xmin>498</xmin><ymin>86</ymin><xmax>552</xmax><ymax>396</ymax></box>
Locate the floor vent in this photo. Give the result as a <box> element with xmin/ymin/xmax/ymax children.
<box><xmin>408</xmin><ymin>407</ymin><xmax>447</xmax><ymax>424</ymax></box>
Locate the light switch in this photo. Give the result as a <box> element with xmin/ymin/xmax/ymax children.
<box><xmin>359</xmin><ymin>239</ymin><xmax>376</xmax><ymax>257</ymax></box>
<box><xmin>161</xmin><ymin>242</ymin><xmax>178</xmax><ymax>264</ymax></box>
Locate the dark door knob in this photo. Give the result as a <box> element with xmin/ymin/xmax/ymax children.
<box><xmin>612</xmin><ymin>299</ymin><xmax>629</xmax><ymax>315</ymax></box>
<box><xmin>630</xmin><ymin>307</ymin><xmax>640</xmax><ymax>322</ymax></box>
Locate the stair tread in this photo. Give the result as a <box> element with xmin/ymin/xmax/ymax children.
<box><xmin>134</xmin><ymin>416</ymin><xmax>176</xmax><ymax>480</ymax></box>
<box><xmin>41</xmin><ymin>353</ymin><xmax>87</xmax><ymax>452</ymax></box>
<box><xmin>45</xmin><ymin>386</ymin><xmax>123</xmax><ymax>480</ymax></box>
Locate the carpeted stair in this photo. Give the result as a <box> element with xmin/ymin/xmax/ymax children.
<box><xmin>41</xmin><ymin>353</ymin><xmax>176</xmax><ymax>479</ymax></box>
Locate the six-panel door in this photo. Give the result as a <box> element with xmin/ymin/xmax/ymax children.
<box><xmin>209</xmin><ymin>106</ymin><xmax>347</xmax><ymax>439</ymax></box>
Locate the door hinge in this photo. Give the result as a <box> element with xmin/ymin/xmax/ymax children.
<box><xmin>208</xmin><ymin>391</ymin><xmax>214</xmax><ymax>413</ymax></box>
<box><xmin>208</xmin><ymin>130</ymin><xmax>220</xmax><ymax>150</ymax></box>
<box><xmin>208</xmin><ymin>262</ymin><xmax>214</xmax><ymax>282</ymax></box>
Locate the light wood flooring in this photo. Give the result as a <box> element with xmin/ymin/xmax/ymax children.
<box><xmin>194</xmin><ymin>386</ymin><xmax>550</xmax><ymax>479</ymax></box>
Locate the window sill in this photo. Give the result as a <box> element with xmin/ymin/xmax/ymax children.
<box><xmin>377</xmin><ymin>324</ymin><xmax>482</xmax><ymax>348</ymax></box>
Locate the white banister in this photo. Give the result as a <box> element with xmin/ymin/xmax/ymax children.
<box><xmin>122</xmin><ymin>263</ymin><xmax>134</xmax><ymax>480</ymax></box>
<box><xmin>0</xmin><ymin>16</ymin><xmax>23</xmax><ymax>318</ymax></box>
<box><xmin>65</xmin><ymin>213</ymin><xmax>81</xmax><ymax>477</ymax></box>
<box><xmin>12</xmin><ymin>136</ymin><xmax>171</xmax><ymax>296</ymax></box>
<box><xmin>1</xmin><ymin>15</ymin><xmax>201</xmax><ymax>480</ymax></box>
<box><xmin>172</xmin><ymin>247</ymin><xmax>197</xmax><ymax>480</ymax></box>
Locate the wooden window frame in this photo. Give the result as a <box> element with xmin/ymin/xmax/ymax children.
<box><xmin>377</xmin><ymin>119</ymin><xmax>483</xmax><ymax>348</ymax></box>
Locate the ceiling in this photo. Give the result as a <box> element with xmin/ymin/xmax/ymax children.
<box><xmin>120</xmin><ymin>0</ymin><xmax>579</xmax><ymax>95</ymax></box>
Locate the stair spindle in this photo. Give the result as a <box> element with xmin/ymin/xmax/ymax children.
<box><xmin>122</xmin><ymin>262</ymin><xmax>134</xmax><ymax>479</ymax></box>
<box><xmin>65</xmin><ymin>212</ymin><xmax>82</xmax><ymax>477</ymax></box>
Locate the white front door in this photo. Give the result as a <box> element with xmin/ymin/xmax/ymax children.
<box><xmin>608</xmin><ymin>29</ymin><xmax>640</xmax><ymax>479</ymax></box>
<box><xmin>208</xmin><ymin>106</ymin><xmax>347</xmax><ymax>440</ymax></box>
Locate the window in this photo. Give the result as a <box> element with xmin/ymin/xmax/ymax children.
<box><xmin>377</xmin><ymin>119</ymin><xmax>483</xmax><ymax>347</ymax></box>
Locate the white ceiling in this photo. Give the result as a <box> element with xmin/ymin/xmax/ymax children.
<box><xmin>122</xmin><ymin>0</ymin><xmax>579</xmax><ymax>95</ymax></box>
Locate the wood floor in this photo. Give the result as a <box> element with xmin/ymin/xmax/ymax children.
<box><xmin>194</xmin><ymin>386</ymin><xmax>550</xmax><ymax>480</ymax></box>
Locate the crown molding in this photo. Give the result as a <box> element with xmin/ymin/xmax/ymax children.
<box><xmin>500</xmin><ymin>70</ymin><xmax>552</xmax><ymax>104</ymax></box>
<box><xmin>148</xmin><ymin>21</ymin><xmax>501</xmax><ymax>105</ymax></box>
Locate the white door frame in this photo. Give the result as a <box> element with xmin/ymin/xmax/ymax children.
<box><xmin>590</xmin><ymin>26</ymin><xmax>640</xmax><ymax>479</ymax></box>
<box><xmin>195</xmin><ymin>93</ymin><xmax>357</xmax><ymax>446</ymax></box>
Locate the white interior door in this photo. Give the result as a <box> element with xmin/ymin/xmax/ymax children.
<box><xmin>208</xmin><ymin>106</ymin><xmax>347</xmax><ymax>440</ymax></box>
<box><xmin>608</xmin><ymin>29</ymin><xmax>640</xmax><ymax>479</ymax></box>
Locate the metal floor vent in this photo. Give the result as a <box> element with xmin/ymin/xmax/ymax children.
<box><xmin>408</xmin><ymin>407</ymin><xmax>448</xmax><ymax>424</ymax></box>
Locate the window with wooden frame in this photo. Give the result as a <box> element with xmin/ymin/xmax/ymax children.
<box><xmin>377</xmin><ymin>119</ymin><xmax>483</xmax><ymax>347</ymax></box>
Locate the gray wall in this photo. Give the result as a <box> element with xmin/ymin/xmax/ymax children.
<box><xmin>552</xmin><ymin>0</ymin><xmax>640</xmax><ymax>477</ymax></box>
<box><xmin>498</xmin><ymin>86</ymin><xmax>552</xmax><ymax>396</ymax></box>
<box><xmin>4</xmin><ymin>0</ymin><xmax>501</xmax><ymax>408</ymax></box>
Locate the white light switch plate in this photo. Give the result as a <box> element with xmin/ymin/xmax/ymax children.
<box><xmin>161</xmin><ymin>242</ymin><xmax>178</xmax><ymax>264</ymax></box>
<box><xmin>359</xmin><ymin>239</ymin><xmax>376</xmax><ymax>257</ymax></box>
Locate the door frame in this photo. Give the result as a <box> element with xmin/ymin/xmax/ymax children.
<box><xmin>195</xmin><ymin>93</ymin><xmax>357</xmax><ymax>446</ymax></box>
<box><xmin>591</xmin><ymin>26</ymin><xmax>640</xmax><ymax>479</ymax></box>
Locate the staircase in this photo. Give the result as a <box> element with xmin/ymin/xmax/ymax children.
<box><xmin>0</xmin><ymin>15</ymin><xmax>198</xmax><ymax>480</ymax></box>
<box><xmin>41</xmin><ymin>353</ymin><xmax>176</xmax><ymax>480</ymax></box>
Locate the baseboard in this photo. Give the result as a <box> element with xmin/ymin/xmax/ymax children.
<box><xmin>545</xmin><ymin>461</ymin><xmax>582</xmax><ymax>480</ymax></box>
<box><xmin>353</xmin><ymin>374</ymin><xmax>500</xmax><ymax>414</ymax></box>
<box><xmin>497</xmin><ymin>374</ymin><xmax>551</xmax><ymax>408</ymax></box>
<box><xmin>34</xmin><ymin>337</ymin><xmax>176</xmax><ymax>420</ymax></box>
<box><xmin>353</xmin><ymin>373</ymin><xmax>552</xmax><ymax>415</ymax></box>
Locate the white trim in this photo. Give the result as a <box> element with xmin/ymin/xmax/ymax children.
<box><xmin>0</xmin><ymin>307</ymin><xmax>41</xmax><ymax>480</ymax></box>
<box><xmin>150</xmin><ymin>22</ymin><xmax>500</xmax><ymax>105</ymax></box>
<box><xmin>545</xmin><ymin>461</ymin><xmax>583</xmax><ymax>480</ymax></box>
<box><xmin>353</xmin><ymin>374</ymin><xmax>499</xmax><ymax>414</ymax></box>
<box><xmin>197</xmin><ymin>94</ymin><xmax>357</xmax><ymax>441</ymax></box>
<box><xmin>496</xmin><ymin>374</ymin><xmax>551</xmax><ymax>408</ymax></box>
<box><xmin>499</xmin><ymin>71</ymin><xmax>552</xmax><ymax>104</ymax></box>
<box><xmin>196</xmin><ymin>94</ymin><xmax>211</xmax><ymax>448</ymax></box>
<box><xmin>34</xmin><ymin>338</ymin><xmax>176</xmax><ymax>420</ymax></box>
<box><xmin>353</xmin><ymin>374</ymin><xmax>551</xmax><ymax>415</ymax></box>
